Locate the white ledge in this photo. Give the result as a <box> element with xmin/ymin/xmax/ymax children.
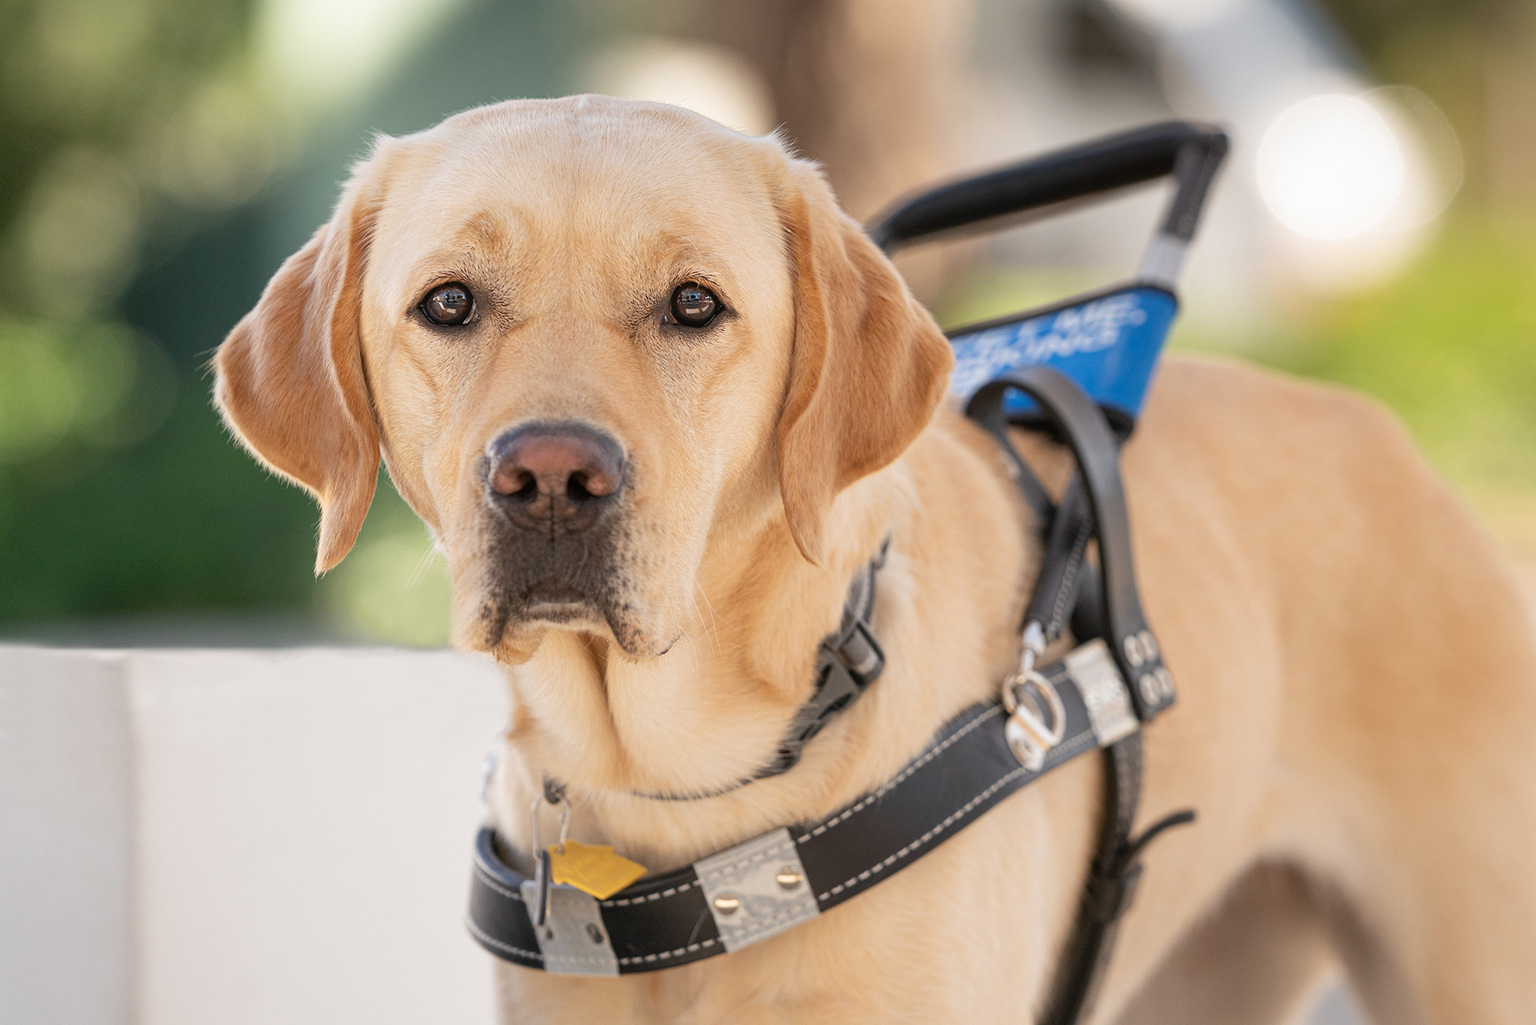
<box><xmin>0</xmin><ymin>645</ymin><xmax>507</xmax><ymax>1025</ymax></box>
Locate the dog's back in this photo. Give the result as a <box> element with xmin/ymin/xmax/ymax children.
<box><xmin>1081</xmin><ymin>355</ymin><xmax>1536</xmax><ymax>1024</ymax></box>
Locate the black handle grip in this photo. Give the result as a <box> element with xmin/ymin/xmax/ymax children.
<box><xmin>867</xmin><ymin>121</ymin><xmax>1229</xmax><ymax>255</ymax></box>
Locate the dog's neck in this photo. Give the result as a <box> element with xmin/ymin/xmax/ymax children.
<box><xmin>490</xmin><ymin>409</ymin><xmax>1037</xmax><ymax>871</ymax></box>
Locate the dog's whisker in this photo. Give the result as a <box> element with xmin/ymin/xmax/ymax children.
<box><xmin>684</xmin><ymin>592</ymin><xmax>717</xmax><ymax>659</ymax></box>
<box><xmin>694</xmin><ymin>583</ymin><xmax>726</xmax><ymax>656</ymax></box>
<box><xmin>407</xmin><ymin>536</ymin><xmax>443</xmax><ymax>591</ymax></box>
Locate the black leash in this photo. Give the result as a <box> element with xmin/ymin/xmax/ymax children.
<box><xmin>467</xmin><ymin>369</ymin><xmax>1192</xmax><ymax>1022</ymax></box>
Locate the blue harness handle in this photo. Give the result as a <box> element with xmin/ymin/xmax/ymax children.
<box><xmin>947</xmin><ymin>285</ymin><xmax>1177</xmax><ymax>428</ymax></box>
<box><xmin>867</xmin><ymin>121</ymin><xmax>1227</xmax><ymax>423</ymax></box>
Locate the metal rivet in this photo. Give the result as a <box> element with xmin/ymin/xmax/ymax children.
<box><xmin>1155</xmin><ymin>666</ymin><xmax>1175</xmax><ymax>700</ymax></box>
<box><xmin>713</xmin><ymin>893</ymin><xmax>741</xmax><ymax>915</ymax></box>
<box><xmin>1139</xmin><ymin>630</ymin><xmax>1159</xmax><ymax>661</ymax></box>
<box><xmin>776</xmin><ymin>867</ymin><xmax>803</xmax><ymax>890</ymax></box>
<box><xmin>1139</xmin><ymin>673</ymin><xmax>1160</xmax><ymax>707</ymax></box>
<box><xmin>585</xmin><ymin>923</ymin><xmax>605</xmax><ymax>944</ymax></box>
<box><xmin>1124</xmin><ymin>635</ymin><xmax>1145</xmax><ymax>668</ymax></box>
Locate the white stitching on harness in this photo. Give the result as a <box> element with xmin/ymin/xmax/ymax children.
<box><xmin>466</xmin><ymin>915</ymin><xmax>541</xmax><ymax>962</ymax></box>
<box><xmin>617</xmin><ymin>936</ymin><xmax>720</xmax><ymax>966</ymax></box>
<box><xmin>1048</xmin><ymin>538</ymin><xmax>1088</xmax><ymax>635</ymax></box>
<box><xmin>816</xmin><ymin>765</ymin><xmax>1027</xmax><ymax>901</ymax></box>
<box><xmin>603</xmin><ymin>878</ymin><xmax>699</xmax><ymax>907</ymax></box>
<box><xmin>719</xmin><ymin>900</ymin><xmax>819</xmax><ymax>947</ymax></box>
<box><xmin>798</xmin><ymin>705</ymin><xmax>997</xmax><ymax>843</ymax></box>
<box><xmin>542</xmin><ymin>950</ymin><xmax>617</xmax><ymax>970</ymax></box>
<box><xmin>473</xmin><ymin>859</ymin><xmax>525</xmax><ymax>903</ymax></box>
<box><xmin>814</xmin><ymin>724</ymin><xmax>1098</xmax><ymax>902</ymax></box>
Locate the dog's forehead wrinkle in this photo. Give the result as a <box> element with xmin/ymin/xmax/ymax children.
<box><xmin>461</xmin><ymin>207</ymin><xmax>511</xmax><ymax>246</ymax></box>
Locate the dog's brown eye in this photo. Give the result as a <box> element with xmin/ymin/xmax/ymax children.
<box><xmin>669</xmin><ymin>283</ymin><xmax>719</xmax><ymax>327</ymax></box>
<box><xmin>422</xmin><ymin>283</ymin><xmax>473</xmax><ymax>326</ymax></box>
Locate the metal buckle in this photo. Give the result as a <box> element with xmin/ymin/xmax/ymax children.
<box><xmin>526</xmin><ymin>790</ymin><xmax>573</xmax><ymax>932</ymax></box>
<box><xmin>1003</xmin><ymin>669</ymin><xmax>1067</xmax><ymax>770</ymax></box>
<box><xmin>518</xmin><ymin>876</ymin><xmax>619</xmax><ymax>976</ymax></box>
<box><xmin>1001</xmin><ymin>622</ymin><xmax>1066</xmax><ymax>771</ymax></box>
<box><xmin>1066</xmin><ymin>639</ymin><xmax>1138</xmax><ymax>746</ymax></box>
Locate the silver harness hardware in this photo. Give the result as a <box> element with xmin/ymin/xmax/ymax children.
<box><xmin>1002</xmin><ymin>619</ymin><xmax>1066</xmax><ymax>770</ymax></box>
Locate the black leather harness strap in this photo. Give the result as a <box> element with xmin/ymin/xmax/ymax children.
<box><xmin>968</xmin><ymin>368</ymin><xmax>1174</xmax><ymax>723</ymax></box>
<box><xmin>470</xmin><ymin>653</ymin><xmax>1134</xmax><ymax>974</ymax></box>
<box><xmin>967</xmin><ymin>367</ymin><xmax>1189</xmax><ymax>1025</ymax></box>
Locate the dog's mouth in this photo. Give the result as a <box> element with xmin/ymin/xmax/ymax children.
<box><xmin>475</xmin><ymin>563</ymin><xmax>675</xmax><ymax>659</ymax></box>
<box><xmin>472</xmin><ymin>501</ymin><xmax>680</xmax><ymax>659</ymax></box>
<box><xmin>480</xmin><ymin>589</ymin><xmax>673</xmax><ymax>659</ymax></box>
<box><xmin>521</xmin><ymin>578</ymin><xmax>595</xmax><ymax>620</ymax></box>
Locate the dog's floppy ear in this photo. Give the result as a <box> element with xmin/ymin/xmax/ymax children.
<box><xmin>213</xmin><ymin>159</ymin><xmax>385</xmax><ymax>574</ymax></box>
<box><xmin>775</xmin><ymin>160</ymin><xmax>954</xmax><ymax>565</ymax></box>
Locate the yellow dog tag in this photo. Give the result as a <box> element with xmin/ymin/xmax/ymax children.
<box><xmin>548</xmin><ymin>841</ymin><xmax>647</xmax><ymax>900</ymax></box>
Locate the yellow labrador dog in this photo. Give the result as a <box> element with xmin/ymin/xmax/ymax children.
<box><xmin>213</xmin><ymin>96</ymin><xmax>1536</xmax><ymax>1023</ymax></box>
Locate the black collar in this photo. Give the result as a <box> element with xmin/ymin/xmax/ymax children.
<box><xmin>626</xmin><ymin>536</ymin><xmax>891</xmax><ymax>801</ymax></box>
<box><xmin>467</xmin><ymin>367</ymin><xmax>1192</xmax><ymax>1025</ymax></box>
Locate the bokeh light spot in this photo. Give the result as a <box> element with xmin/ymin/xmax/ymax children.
<box><xmin>1257</xmin><ymin>93</ymin><xmax>1407</xmax><ymax>242</ymax></box>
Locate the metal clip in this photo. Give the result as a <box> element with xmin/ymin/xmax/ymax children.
<box><xmin>530</xmin><ymin>847</ymin><xmax>552</xmax><ymax>933</ymax></box>
<box><xmin>999</xmin><ymin>620</ymin><xmax>1047</xmax><ymax>708</ymax></box>
<box><xmin>528</xmin><ymin>789</ymin><xmax>573</xmax><ymax>935</ymax></box>
<box><xmin>1002</xmin><ymin>620</ymin><xmax>1065</xmax><ymax>771</ymax></box>
<box><xmin>520</xmin><ymin>787</ymin><xmax>619</xmax><ymax>976</ymax></box>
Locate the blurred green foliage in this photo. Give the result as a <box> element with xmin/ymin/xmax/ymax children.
<box><xmin>0</xmin><ymin>0</ymin><xmax>253</xmax><ymax>310</ymax></box>
<box><xmin>0</xmin><ymin>0</ymin><xmax>1531</xmax><ymax>643</ymax></box>
<box><xmin>1253</xmin><ymin>214</ymin><xmax>1536</xmax><ymax>490</ymax></box>
<box><xmin>0</xmin><ymin>0</ymin><xmax>291</xmax><ymax>632</ymax></box>
<box><xmin>0</xmin><ymin>318</ymin><xmax>168</xmax><ymax>460</ymax></box>
<box><xmin>1324</xmin><ymin>0</ymin><xmax>1535</xmax><ymax>209</ymax></box>
<box><xmin>0</xmin><ymin>0</ymin><xmax>570</xmax><ymax>641</ymax></box>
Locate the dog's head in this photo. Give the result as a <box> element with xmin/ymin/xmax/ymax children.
<box><xmin>214</xmin><ymin>96</ymin><xmax>951</xmax><ymax>662</ymax></box>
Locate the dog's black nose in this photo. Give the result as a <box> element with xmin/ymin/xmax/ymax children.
<box><xmin>487</xmin><ymin>423</ymin><xmax>624</xmax><ymax>532</ymax></box>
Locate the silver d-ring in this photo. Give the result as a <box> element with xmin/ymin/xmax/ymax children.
<box><xmin>1004</xmin><ymin>669</ymin><xmax>1067</xmax><ymax>771</ymax></box>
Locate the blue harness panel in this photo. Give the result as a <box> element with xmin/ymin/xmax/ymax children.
<box><xmin>947</xmin><ymin>284</ymin><xmax>1177</xmax><ymax>423</ymax></box>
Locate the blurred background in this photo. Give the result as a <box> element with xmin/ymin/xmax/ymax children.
<box><xmin>2</xmin><ymin>2</ymin><xmax>1532</xmax><ymax>1022</ymax></box>
<box><xmin>1</xmin><ymin>0</ymin><xmax>1533</xmax><ymax>649</ymax></box>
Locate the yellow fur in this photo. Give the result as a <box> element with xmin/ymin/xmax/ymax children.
<box><xmin>215</xmin><ymin>96</ymin><xmax>1536</xmax><ymax>1025</ymax></box>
